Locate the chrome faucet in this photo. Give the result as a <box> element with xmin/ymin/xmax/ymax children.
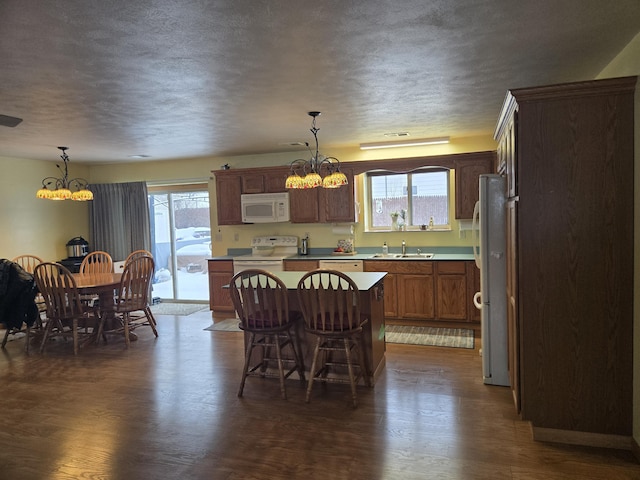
<box><xmin>402</xmin><ymin>240</ymin><xmax>406</xmax><ymax>255</ymax></box>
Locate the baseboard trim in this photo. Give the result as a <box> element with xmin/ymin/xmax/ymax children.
<box><xmin>632</xmin><ymin>437</ymin><xmax>640</xmax><ymax>463</ymax></box>
<box><xmin>532</xmin><ymin>426</ymin><xmax>632</xmax><ymax>451</ymax></box>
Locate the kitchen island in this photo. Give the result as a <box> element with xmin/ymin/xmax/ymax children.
<box><xmin>241</xmin><ymin>271</ymin><xmax>387</xmax><ymax>385</ymax></box>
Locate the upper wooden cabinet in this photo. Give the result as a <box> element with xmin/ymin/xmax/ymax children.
<box><xmin>213</xmin><ymin>153</ymin><xmax>494</xmax><ymax>224</ymax></box>
<box><xmin>242</xmin><ymin>170</ymin><xmax>288</xmax><ymax>193</ymax></box>
<box><xmin>454</xmin><ymin>155</ymin><xmax>494</xmax><ymax>219</ymax></box>
<box><xmin>215</xmin><ymin>166</ymin><xmax>356</xmax><ymax>225</ymax></box>
<box><xmin>289</xmin><ymin>167</ymin><xmax>356</xmax><ymax>223</ymax></box>
<box><xmin>215</xmin><ymin>175</ymin><xmax>243</xmax><ymax>225</ymax></box>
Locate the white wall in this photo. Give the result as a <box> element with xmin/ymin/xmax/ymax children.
<box><xmin>0</xmin><ymin>155</ymin><xmax>90</xmax><ymax>261</ymax></box>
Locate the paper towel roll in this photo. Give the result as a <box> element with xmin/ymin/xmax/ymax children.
<box><xmin>332</xmin><ymin>225</ymin><xmax>354</xmax><ymax>235</ymax></box>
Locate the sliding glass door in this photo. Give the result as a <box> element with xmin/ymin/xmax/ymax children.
<box><xmin>148</xmin><ymin>185</ymin><xmax>210</xmax><ymax>302</ymax></box>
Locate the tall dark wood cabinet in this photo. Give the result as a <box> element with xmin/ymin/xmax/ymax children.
<box><xmin>494</xmin><ymin>76</ymin><xmax>636</xmax><ymax>447</ymax></box>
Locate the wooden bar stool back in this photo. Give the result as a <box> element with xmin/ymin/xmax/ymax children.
<box><xmin>297</xmin><ymin>269</ymin><xmax>371</xmax><ymax>407</ymax></box>
<box><xmin>230</xmin><ymin>269</ymin><xmax>305</xmax><ymax>400</ymax></box>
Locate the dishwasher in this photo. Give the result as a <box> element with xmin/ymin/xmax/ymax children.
<box><xmin>318</xmin><ymin>259</ymin><xmax>364</xmax><ymax>272</ymax></box>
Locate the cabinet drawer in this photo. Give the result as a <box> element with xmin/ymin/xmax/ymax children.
<box><xmin>283</xmin><ymin>260</ymin><xmax>318</xmax><ymax>271</ymax></box>
<box><xmin>436</xmin><ymin>261</ymin><xmax>466</xmax><ymax>274</ymax></box>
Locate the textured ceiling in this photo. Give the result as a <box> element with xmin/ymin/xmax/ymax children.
<box><xmin>1</xmin><ymin>0</ymin><xmax>639</xmax><ymax>164</ymax></box>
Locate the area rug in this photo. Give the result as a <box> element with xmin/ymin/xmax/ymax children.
<box><xmin>204</xmin><ymin>318</ymin><xmax>242</xmax><ymax>332</ymax></box>
<box><xmin>385</xmin><ymin>325</ymin><xmax>474</xmax><ymax>349</ymax></box>
<box><xmin>149</xmin><ymin>303</ymin><xmax>208</xmax><ymax>316</ymax></box>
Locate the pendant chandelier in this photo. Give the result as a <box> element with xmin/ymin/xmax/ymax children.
<box><xmin>285</xmin><ymin>112</ymin><xmax>348</xmax><ymax>189</ymax></box>
<box><xmin>36</xmin><ymin>147</ymin><xmax>93</xmax><ymax>201</ymax></box>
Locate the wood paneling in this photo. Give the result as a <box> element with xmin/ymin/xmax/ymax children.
<box><xmin>496</xmin><ymin>76</ymin><xmax>636</xmax><ymax>438</ymax></box>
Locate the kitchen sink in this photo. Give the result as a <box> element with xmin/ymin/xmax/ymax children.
<box><xmin>369</xmin><ymin>253</ymin><xmax>435</xmax><ymax>259</ymax></box>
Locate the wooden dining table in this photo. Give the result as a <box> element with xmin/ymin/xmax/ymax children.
<box><xmin>72</xmin><ymin>272</ymin><xmax>124</xmax><ymax>340</ymax></box>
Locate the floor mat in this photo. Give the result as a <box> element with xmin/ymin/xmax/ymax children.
<box><xmin>149</xmin><ymin>303</ymin><xmax>208</xmax><ymax>316</ymax></box>
<box><xmin>204</xmin><ymin>318</ymin><xmax>241</xmax><ymax>332</ymax></box>
<box><xmin>384</xmin><ymin>325</ymin><xmax>474</xmax><ymax>349</ymax></box>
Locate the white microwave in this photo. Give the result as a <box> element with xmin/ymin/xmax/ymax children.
<box><xmin>241</xmin><ymin>192</ymin><xmax>290</xmax><ymax>223</ymax></box>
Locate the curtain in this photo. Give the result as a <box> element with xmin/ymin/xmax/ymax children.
<box><xmin>89</xmin><ymin>182</ymin><xmax>151</xmax><ymax>261</ymax></box>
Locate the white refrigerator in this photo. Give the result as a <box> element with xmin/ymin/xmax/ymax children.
<box><xmin>472</xmin><ymin>174</ymin><xmax>510</xmax><ymax>387</ymax></box>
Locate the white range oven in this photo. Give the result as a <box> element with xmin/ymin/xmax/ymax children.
<box><xmin>232</xmin><ymin>235</ymin><xmax>299</xmax><ymax>275</ymax></box>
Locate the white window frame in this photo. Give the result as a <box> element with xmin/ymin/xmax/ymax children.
<box><xmin>364</xmin><ymin>168</ymin><xmax>452</xmax><ymax>232</ymax></box>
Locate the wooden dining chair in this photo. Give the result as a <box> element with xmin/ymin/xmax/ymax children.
<box><xmin>297</xmin><ymin>269</ymin><xmax>371</xmax><ymax>408</ymax></box>
<box><xmin>80</xmin><ymin>251</ymin><xmax>113</xmax><ymax>274</ymax></box>
<box><xmin>11</xmin><ymin>254</ymin><xmax>43</xmax><ymax>274</ymax></box>
<box><xmin>34</xmin><ymin>262</ymin><xmax>95</xmax><ymax>355</ymax></box>
<box><xmin>99</xmin><ymin>255</ymin><xmax>157</xmax><ymax>347</ymax></box>
<box><xmin>125</xmin><ymin>249</ymin><xmax>152</xmax><ymax>265</ymax></box>
<box><xmin>230</xmin><ymin>269</ymin><xmax>305</xmax><ymax>400</ymax></box>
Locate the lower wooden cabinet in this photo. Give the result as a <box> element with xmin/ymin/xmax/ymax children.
<box><xmin>208</xmin><ymin>259</ymin><xmax>235</xmax><ymax>314</ymax></box>
<box><xmin>364</xmin><ymin>260</ymin><xmax>478</xmax><ymax>324</ymax></box>
<box><xmin>435</xmin><ymin>261</ymin><xmax>467</xmax><ymax>320</ymax></box>
<box><xmin>283</xmin><ymin>259</ymin><xmax>319</xmax><ymax>271</ymax></box>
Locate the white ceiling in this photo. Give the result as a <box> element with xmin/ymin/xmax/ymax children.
<box><xmin>1</xmin><ymin>1</ymin><xmax>639</xmax><ymax>164</ymax></box>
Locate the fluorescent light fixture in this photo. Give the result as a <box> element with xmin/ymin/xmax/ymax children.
<box><xmin>359</xmin><ymin>136</ymin><xmax>450</xmax><ymax>150</ymax></box>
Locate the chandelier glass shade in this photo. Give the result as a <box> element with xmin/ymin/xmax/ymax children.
<box><xmin>36</xmin><ymin>147</ymin><xmax>93</xmax><ymax>201</ymax></box>
<box><xmin>285</xmin><ymin>112</ymin><xmax>348</xmax><ymax>189</ymax></box>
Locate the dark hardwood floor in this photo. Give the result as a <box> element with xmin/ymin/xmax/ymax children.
<box><xmin>1</xmin><ymin>311</ymin><xmax>639</xmax><ymax>480</ymax></box>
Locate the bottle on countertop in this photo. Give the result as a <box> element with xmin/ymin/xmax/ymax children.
<box><xmin>301</xmin><ymin>236</ymin><xmax>309</xmax><ymax>255</ymax></box>
<box><xmin>382</xmin><ymin>242</ymin><xmax>388</xmax><ymax>256</ymax></box>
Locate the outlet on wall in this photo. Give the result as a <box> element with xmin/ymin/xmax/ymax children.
<box><xmin>234</xmin><ymin>233</ymin><xmax>239</xmax><ymax>241</ymax></box>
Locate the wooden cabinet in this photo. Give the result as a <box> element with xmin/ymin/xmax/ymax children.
<box><xmin>242</xmin><ymin>171</ymin><xmax>288</xmax><ymax>193</ymax></box>
<box><xmin>398</xmin><ymin>273</ymin><xmax>435</xmax><ymax>319</ymax></box>
<box><xmin>289</xmin><ymin>188</ymin><xmax>320</xmax><ymax>223</ymax></box>
<box><xmin>290</xmin><ymin>168</ymin><xmax>356</xmax><ymax>223</ymax></box>
<box><xmin>467</xmin><ymin>262</ymin><xmax>481</xmax><ymax>323</ymax></box>
<box><xmin>435</xmin><ymin>261</ymin><xmax>467</xmax><ymax>321</ymax></box>
<box><xmin>215</xmin><ymin>176</ymin><xmax>243</xmax><ymax>225</ymax></box>
<box><xmin>208</xmin><ymin>259</ymin><xmax>235</xmax><ymax>314</ymax></box>
<box><xmin>364</xmin><ymin>260</ymin><xmax>477</xmax><ymax>323</ymax></box>
<box><xmin>214</xmin><ymin>167</ymin><xmax>289</xmax><ymax>225</ymax></box>
<box><xmin>364</xmin><ymin>261</ymin><xmax>403</xmax><ymax>318</ymax></box>
<box><xmin>454</xmin><ymin>156</ymin><xmax>494</xmax><ymax>219</ymax></box>
<box><xmin>215</xmin><ymin>166</ymin><xmax>355</xmax><ymax>225</ymax></box>
<box><xmin>495</xmin><ymin>76</ymin><xmax>636</xmax><ymax>443</ymax></box>
<box><xmin>283</xmin><ymin>259</ymin><xmax>318</xmax><ymax>271</ymax></box>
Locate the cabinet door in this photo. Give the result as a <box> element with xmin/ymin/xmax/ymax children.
<box><xmin>503</xmin><ymin>113</ymin><xmax>517</xmax><ymax>198</ymax></box>
<box><xmin>455</xmin><ymin>158</ymin><xmax>493</xmax><ymax>219</ymax></box>
<box><xmin>241</xmin><ymin>174</ymin><xmax>265</xmax><ymax>193</ymax></box>
<box><xmin>215</xmin><ymin>176</ymin><xmax>243</xmax><ymax>225</ymax></box>
<box><xmin>265</xmin><ymin>168</ymin><xmax>288</xmax><ymax>193</ymax></box>
<box><xmin>208</xmin><ymin>260</ymin><xmax>235</xmax><ymax>312</ymax></box>
<box><xmin>319</xmin><ymin>168</ymin><xmax>356</xmax><ymax>223</ymax></box>
<box><xmin>435</xmin><ymin>262</ymin><xmax>467</xmax><ymax>321</ymax></box>
<box><xmin>382</xmin><ymin>273</ymin><xmax>398</xmax><ymax>318</ymax></box>
<box><xmin>289</xmin><ymin>188</ymin><xmax>320</xmax><ymax>223</ymax></box>
<box><xmin>466</xmin><ymin>262</ymin><xmax>481</xmax><ymax>323</ymax></box>
<box><xmin>506</xmin><ymin>199</ymin><xmax>520</xmax><ymax>412</ymax></box>
<box><xmin>398</xmin><ymin>274</ymin><xmax>435</xmax><ymax>319</ymax></box>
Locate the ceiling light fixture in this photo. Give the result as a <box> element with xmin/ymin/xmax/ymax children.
<box><xmin>285</xmin><ymin>112</ymin><xmax>348</xmax><ymax>189</ymax></box>
<box><xmin>36</xmin><ymin>147</ymin><xmax>93</xmax><ymax>201</ymax></box>
<box><xmin>359</xmin><ymin>136</ymin><xmax>450</xmax><ymax>150</ymax></box>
